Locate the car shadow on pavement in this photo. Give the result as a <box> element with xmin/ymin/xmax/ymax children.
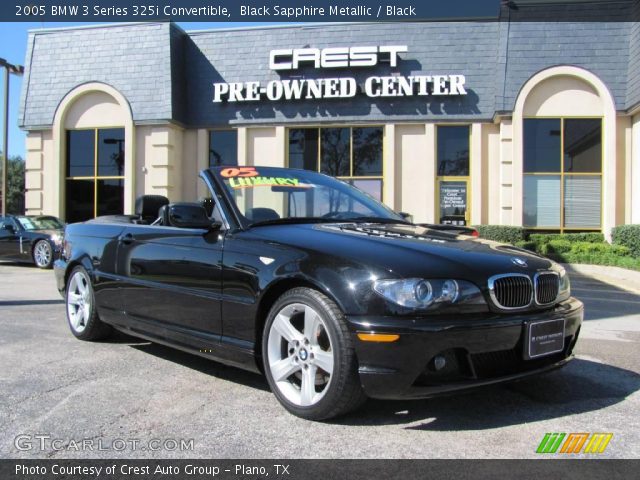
<box><xmin>334</xmin><ymin>358</ymin><xmax>640</xmax><ymax>429</ymax></box>
<box><xmin>130</xmin><ymin>341</ymin><xmax>270</xmax><ymax>392</ymax></box>
<box><xmin>0</xmin><ymin>299</ymin><xmax>64</xmax><ymax>306</ymax></box>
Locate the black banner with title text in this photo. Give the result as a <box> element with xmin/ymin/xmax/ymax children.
<box><xmin>1</xmin><ymin>0</ymin><xmax>638</xmax><ymax>23</ymax></box>
<box><xmin>2</xmin><ymin>459</ymin><xmax>639</xmax><ymax>480</ymax></box>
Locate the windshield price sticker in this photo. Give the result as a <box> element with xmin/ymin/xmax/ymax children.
<box><xmin>228</xmin><ymin>177</ymin><xmax>309</xmax><ymax>189</ymax></box>
<box><xmin>221</xmin><ymin>167</ymin><xmax>260</xmax><ymax>178</ymax></box>
<box><xmin>221</xmin><ymin>167</ymin><xmax>310</xmax><ymax>189</ymax></box>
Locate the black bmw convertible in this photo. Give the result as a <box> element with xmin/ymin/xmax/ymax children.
<box><xmin>54</xmin><ymin>166</ymin><xmax>583</xmax><ymax>420</ymax></box>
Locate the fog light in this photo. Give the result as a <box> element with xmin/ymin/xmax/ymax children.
<box><xmin>433</xmin><ymin>355</ymin><xmax>447</xmax><ymax>371</ymax></box>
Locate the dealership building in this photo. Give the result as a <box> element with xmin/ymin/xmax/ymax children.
<box><xmin>18</xmin><ymin>1</ymin><xmax>640</xmax><ymax>236</ymax></box>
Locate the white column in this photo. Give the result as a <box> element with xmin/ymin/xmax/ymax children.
<box><xmin>500</xmin><ymin>119</ymin><xmax>515</xmax><ymax>225</ymax></box>
<box><xmin>237</xmin><ymin>127</ymin><xmax>248</xmax><ymax>166</ymax></box>
<box><xmin>487</xmin><ymin>123</ymin><xmax>501</xmax><ymax>225</ymax></box>
<box><xmin>470</xmin><ymin>123</ymin><xmax>483</xmax><ymax>225</ymax></box>
<box><xmin>424</xmin><ymin>123</ymin><xmax>436</xmax><ymax>223</ymax></box>
<box><xmin>196</xmin><ymin>129</ymin><xmax>209</xmax><ymax>199</ymax></box>
<box><xmin>602</xmin><ymin>111</ymin><xmax>618</xmax><ymax>240</ymax></box>
<box><xmin>383</xmin><ymin>124</ymin><xmax>395</xmax><ymax>210</ymax></box>
<box><xmin>24</xmin><ymin>132</ymin><xmax>44</xmax><ymax>215</ymax></box>
<box><xmin>123</xmin><ymin>124</ymin><xmax>136</xmax><ymax>214</ymax></box>
<box><xmin>275</xmin><ymin>126</ymin><xmax>286</xmax><ymax>166</ymax></box>
<box><xmin>632</xmin><ymin>115</ymin><xmax>640</xmax><ymax>224</ymax></box>
<box><xmin>396</xmin><ymin>124</ymin><xmax>432</xmax><ymax>223</ymax></box>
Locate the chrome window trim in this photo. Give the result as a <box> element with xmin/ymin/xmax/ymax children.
<box><xmin>487</xmin><ymin>273</ymin><xmax>533</xmax><ymax>310</ymax></box>
<box><xmin>533</xmin><ymin>271</ymin><xmax>560</xmax><ymax>307</ymax></box>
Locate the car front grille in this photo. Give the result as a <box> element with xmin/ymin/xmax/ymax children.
<box><xmin>489</xmin><ymin>274</ymin><xmax>533</xmax><ymax>309</ymax></box>
<box><xmin>535</xmin><ymin>272</ymin><xmax>560</xmax><ymax>305</ymax></box>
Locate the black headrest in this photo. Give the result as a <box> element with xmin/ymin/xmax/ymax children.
<box><xmin>245</xmin><ymin>207</ymin><xmax>280</xmax><ymax>223</ymax></box>
<box><xmin>135</xmin><ymin>195</ymin><xmax>169</xmax><ymax>219</ymax></box>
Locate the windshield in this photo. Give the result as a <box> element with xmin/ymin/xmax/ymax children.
<box><xmin>16</xmin><ymin>216</ymin><xmax>64</xmax><ymax>231</ymax></box>
<box><xmin>212</xmin><ymin>166</ymin><xmax>405</xmax><ymax>227</ymax></box>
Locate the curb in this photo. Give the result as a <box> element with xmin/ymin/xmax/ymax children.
<box><xmin>562</xmin><ymin>263</ymin><xmax>640</xmax><ymax>294</ymax></box>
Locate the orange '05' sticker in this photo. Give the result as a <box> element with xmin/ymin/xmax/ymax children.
<box><xmin>220</xmin><ymin>167</ymin><xmax>259</xmax><ymax>178</ymax></box>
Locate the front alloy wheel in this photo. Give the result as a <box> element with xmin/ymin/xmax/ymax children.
<box><xmin>263</xmin><ymin>288</ymin><xmax>366</xmax><ymax>420</ymax></box>
<box><xmin>33</xmin><ymin>240</ymin><xmax>53</xmax><ymax>269</ymax></box>
<box><xmin>267</xmin><ymin>303</ymin><xmax>335</xmax><ymax>407</ymax></box>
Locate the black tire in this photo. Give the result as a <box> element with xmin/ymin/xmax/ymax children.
<box><xmin>262</xmin><ymin>287</ymin><xmax>366</xmax><ymax>421</ymax></box>
<box><xmin>32</xmin><ymin>239</ymin><xmax>53</xmax><ymax>269</ymax></box>
<box><xmin>65</xmin><ymin>266</ymin><xmax>112</xmax><ymax>341</ymax></box>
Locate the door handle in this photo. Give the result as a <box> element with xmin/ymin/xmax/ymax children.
<box><xmin>118</xmin><ymin>233</ymin><xmax>134</xmax><ymax>245</ymax></box>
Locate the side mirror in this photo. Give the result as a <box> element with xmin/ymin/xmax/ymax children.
<box><xmin>167</xmin><ymin>203</ymin><xmax>220</xmax><ymax>230</ymax></box>
<box><xmin>1</xmin><ymin>223</ymin><xmax>15</xmax><ymax>233</ymax></box>
<box><xmin>398</xmin><ymin>211</ymin><xmax>413</xmax><ymax>223</ymax></box>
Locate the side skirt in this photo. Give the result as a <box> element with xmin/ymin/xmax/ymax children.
<box><xmin>108</xmin><ymin>316</ymin><xmax>261</xmax><ymax>374</ymax></box>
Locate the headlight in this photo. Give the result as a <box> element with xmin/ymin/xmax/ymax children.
<box><xmin>62</xmin><ymin>239</ymin><xmax>72</xmax><ymax>260</ymax></box>
<box><xmin>558</xmin><ymin>268</ymin><xmax>571</xmax><ymax>301</ymax></box>
<box><xmin>373</xmin><ymin>278</ymin><xmax>485</xmax><ymax>309</ymax></box>
<box><xmin>50</xmin><ymin>233</ymin><xmax>63</xmax><ymax>246</ymax></box>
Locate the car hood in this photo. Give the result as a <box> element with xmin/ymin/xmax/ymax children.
<box><xmin>251</xmin><ymin>222</ymin><xmax>555</xmax><ymax>281</ymax></box>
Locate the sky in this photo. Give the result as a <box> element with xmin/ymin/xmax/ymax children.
<box><xmin>0</xmin><ymin>21</ymin><xmax>278</xmax><ymax>160</ymax></box>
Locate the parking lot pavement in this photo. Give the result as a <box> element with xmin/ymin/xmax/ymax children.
<box><xmin>1</xmin><ymin>263</ymin><xmax>639</xmax><ymax>459</ymax></box>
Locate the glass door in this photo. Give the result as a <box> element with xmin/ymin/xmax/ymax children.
<box><xmin>436</xmin><ymin>126</ymin><xmax>470</xmax><ymax>225</ymax></box>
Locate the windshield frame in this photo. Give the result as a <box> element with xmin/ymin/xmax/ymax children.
<box><xmin>208</xmin><ymin>166</ymin><xmax>406</xmax><ymax>230</ymax></box>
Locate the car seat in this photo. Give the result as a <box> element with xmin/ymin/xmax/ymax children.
<box><xmin>244</xmin><ymin>208</ymin><xmax>280</xmax><ymax>224</ymax></box>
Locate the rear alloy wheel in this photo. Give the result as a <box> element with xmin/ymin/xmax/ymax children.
<box><xmin>65</xmin><ymin>266</ymin><xmax>112</xmax><ymax>341</ymax></box>
<box><xmin>263</xmin><ymin>287</ymin><xmax>366</xmax><ymax>421</ymax></box>
<box><xmin>32</xmin><ymin>240</ymin><xmax>53</xmax><ymax>269</ymax></box>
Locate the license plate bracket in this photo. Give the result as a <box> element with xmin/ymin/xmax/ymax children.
<box><xmin>524</xmin><ymin>318</ymin><xmax>565</xmax><ymax>360</ymax></box>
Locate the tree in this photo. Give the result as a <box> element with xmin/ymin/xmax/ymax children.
<box><xmin>0</xmin><ymin>152</ymin><xmax>25</xmax><ymax>215</ymax></box>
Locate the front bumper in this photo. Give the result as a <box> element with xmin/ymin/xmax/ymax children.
<box><xmin>347</xmin><ymin>297</ymin><xmax>583</xmax><ymax>400</ymax></box>
<box><xmin>53</xmin><ymin>258</ymin><xmax>67</xmax><ymax>297</ymax></box>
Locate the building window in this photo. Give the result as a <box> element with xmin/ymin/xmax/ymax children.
<box><xmin>437</xmin><ymin>125</ymin><xmax>470</xmax><ymax>225</ymax></box>
<box><xmin>523</xmin><ymin>118</ymin><xmax>602</xmax><ymax>231</ymax></box>
<box><xmin>65</xmin><ymin>128</ymin><xmax>125</xmax><ymax>223</ymax></box>
<box><xmin>209</xmin><ymin>129</ymin><xmax>237</xmax><ymax>167</ymax></box>
<box><xmin>287</xmin><ymin>127</ymin><xmax>383</xmax><ymax>201</ymax></box>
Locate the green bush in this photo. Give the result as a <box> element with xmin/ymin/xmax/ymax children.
<box><xmin>565</xmin><ymin>232</ymin><xmax>605</xmax><ymax>243</ymax></box>
<box><xmin>472</xmin><ymin>225</ymin><xmax>639</xmax><ymax>270</ymax></box>
<box><xmin>529</xmin><ymin>232</ymin><xmax>605</xmax><ymax>246</ymax></box>
<box><xmin>610</xmin><ymin>244</ymin><xmax>631</xmax><ymax>256</ymax></box>
<box><xmin>558</xmin><ymin>252</ymin><xmax>640</xmax><ymax>271</ymax></box>
<box><xmin>533</xmin><ymin>239</ymin><xmax>572</xmax><ymax>255</ymax></box>
<box><xmin>514</xmin><ymin>240</ymin><xmax>536</xmax><ymax>251</ymax></box>
<box><xmin>536</xmin><ymin>240</ymin><xmax>638</xmax><ymax>270</ymax></box>
<box><xmin>474</xmin><ymin>225</ymin><xmax>527</xmax><ymax>244</ymax></box>
<box><xmin>611</xmin><ymin>225</ymin><xmax>640</xmax><ymax>257</ymax></box>
<box><xmin>569</xmin><ymin>242</ymin><xmax>610</xmax><ymax>255</ymax></box>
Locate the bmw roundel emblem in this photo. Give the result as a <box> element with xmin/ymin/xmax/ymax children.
<box><xmin>511</xmin><ymin>257</ymin><xmax>528</xmax><ymax>268</ymax></box>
